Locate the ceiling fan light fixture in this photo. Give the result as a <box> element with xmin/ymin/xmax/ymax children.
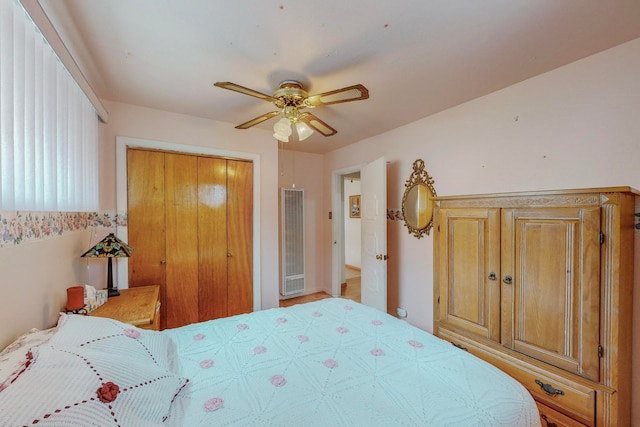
<box><xmin>273</xmin><ymin>117</ymin><xmax>292</xmax><ymax>142</ymax></box>
<box><xmin>296</xmin><ymin>121</ymin><xmax>314</xmax><ymax>141</ymax></box>
<box><xmin>215</xmin><ymin>80</ymin><xmax>368</xmax><ymax>138</ymax></box>
<box><xmin>273</xmin><ymin>132</ymin><xmax>289</xmax><ymax>142</ymax></box>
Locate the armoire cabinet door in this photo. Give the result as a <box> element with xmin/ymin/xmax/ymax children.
<box><xmin>436</xmin><ymin>207</ymin><xmax>501</xmax><ymax>341</ymax></box>
<box><xmin>501</xmin><ymin>207</ymin><xmax>601</xmax><ymax>381</ymax></box>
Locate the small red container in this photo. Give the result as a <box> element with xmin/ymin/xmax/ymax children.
<box><xmin>66</xmin><ymin>286</ymin><xmax>85</xmax><ymax>311</ymax></box>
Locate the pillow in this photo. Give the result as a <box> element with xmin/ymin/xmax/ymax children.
<box><xmin>0</xmin><ymin>344</ymin><xmax>189</xmax><ymax>426</ymax></box>
<box><xmin>51</xmin><ymin>313</ymin><xmax>177</xmax><ymax>373</ymax></box>
<box><xmin>0</xmin><ymin>328</ymin><xmax>55</xmax><ymax>357</ymax></box>
<box><xmin>0</xmin><ymin>328</ymin><xmax>56</xmax><ymax>392</ymax></box>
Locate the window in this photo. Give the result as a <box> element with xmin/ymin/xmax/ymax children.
<box><xmin>0</xmin><ymin>0</ymin><xmax>98</xmax><ymax>211</ymax></box>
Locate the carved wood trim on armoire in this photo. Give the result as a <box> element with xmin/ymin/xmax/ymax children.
<box><xmin>127</xmin><ymin>147</ymin><xmax>253</xmax><ymax>330</ymax></box>
<box><xmin>433</xmin><ymin>187</ymin><xmax>638</xmax><ymax>426</ymax></box>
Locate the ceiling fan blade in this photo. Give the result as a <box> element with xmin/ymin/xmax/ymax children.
<box><xmin>299</xmin><ymin>113</ymin><xmax>337</xmax><ymax>136</ymax></box>
<box><xmin>214</xmin><ymin>82</ymin><xmax>276</xmax><ymax>102</ymax></box>
<box><xmin>305</xmin><ymin>84</ymin><xmax>369</xmax><ymax>107</ymax></box>
<box><xmin>235</xmin><ymin>111</ymin><xmax>280</xmax><ymax>129</ymax></box>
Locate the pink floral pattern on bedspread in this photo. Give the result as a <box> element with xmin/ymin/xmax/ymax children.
<box><xmin>163</xmin><ymin>297</ymin><xmax>540</xmax><ymax>427</ymax></box>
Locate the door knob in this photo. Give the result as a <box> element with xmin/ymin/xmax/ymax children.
<box><xmin>503</xmin><ymin>275</ymin><xmax>513</xmax><ymax>284</ymax></box>
<box><xmin>488</xmin><ymin>272</ymin><xmax>496</xmax><ymax>280</ymax></box>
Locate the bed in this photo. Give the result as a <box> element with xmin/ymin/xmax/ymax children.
<box><xmin>0</xmin><ymin>298</ymin><xmax>539</xmax><ymax>426</ymax></box>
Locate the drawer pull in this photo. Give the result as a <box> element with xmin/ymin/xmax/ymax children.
<box><xmin>488</xmin><ymin>272</ymin><xmax>496</xmax><ymax>280</ymax></box>
<box><xmin>451</xmin><ymin>342</ymin><xmax>468</xmax><ymax>352</ymax></box>
<box><xmin>540</xmin><ymin>414</ymin><xmax>558</xmax><ymax>427</ymax></box>
<box><xmin>535</xmin><ymin>379</ymin><xmax>565</xmax><ymax>396</ymax></box>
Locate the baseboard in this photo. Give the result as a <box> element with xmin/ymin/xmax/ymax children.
<box><xmin>279</xmin><ymin>286</ymin><xmax>327</xmax><ymax>300</ymax></box>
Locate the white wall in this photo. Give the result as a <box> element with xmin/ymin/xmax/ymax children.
<box><xmin>278</xmin><ymin>148</ymin><xmax>325</xmax><ymax>296</ymax></box>
<box><xmin>0</xmin><ymin>230</ymin><xmax>95</xmax><ymax>346</ymax></box>
<box><xmin>320</xmin><ymin>37</ymin><xmax>640</xmax><ymax>423</ymax></box>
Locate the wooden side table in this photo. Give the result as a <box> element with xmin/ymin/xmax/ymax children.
<box><xmin>89</xmin><ymin>285</ymin><xmax>161</xmax><ymax>330</ymax></box>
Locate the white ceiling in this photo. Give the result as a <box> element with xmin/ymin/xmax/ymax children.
<box><xmin>40</xmin><ymin>0</ymin><xmax>640</xmax><ymax>154</ymax></box>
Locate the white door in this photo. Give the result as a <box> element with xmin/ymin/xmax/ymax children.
<box><xmin>360</xmin><ymin>157</ymin><xmax>387</xmax><ymax>312</ymax></box>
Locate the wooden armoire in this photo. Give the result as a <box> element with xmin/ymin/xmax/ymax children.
<box><xmin>126</xmin><ymin>148</ymin><xmax>253</xmax><ymax>329</ymax></box>
<box><xmin>433</xmin><ymin>187</ymin><xmax>637</xmax><ymax>427</ymax></box>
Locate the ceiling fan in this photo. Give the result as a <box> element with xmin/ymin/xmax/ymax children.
<box><xmin>214</xmin><ymin>80</ymin><xmax>369</xmax><ymax>142</ymax></box>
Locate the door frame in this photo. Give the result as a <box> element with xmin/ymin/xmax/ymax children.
<box><xmin>115</xmin><ymin>136</ymin><xmax>262</xmax><ymax>311</ymax></box>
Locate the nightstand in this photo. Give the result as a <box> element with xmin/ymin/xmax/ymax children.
<box><xmin>88</xmin><ymin>285</ymin><xmax>161</xmax><ymax>330</ymax></box>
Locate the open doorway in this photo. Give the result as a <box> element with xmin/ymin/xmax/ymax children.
<box><xmin>281</xmin><ymin>158</ymin><xmax>387</xmax><ymax>309</ymax></box>
<box><xmin>329</xmin><ymin>163</ymin><xmax>363</xmax><ymax>302</ymax></box>
<box><xmin>331</xmin><ymin>157</ymin><xmax>387</xmax><ymax>312</ymax></box>
<box><xmin>342</xmin><ymin>172</ymin><xmax>361</xmax><ymax>303</ymax></box>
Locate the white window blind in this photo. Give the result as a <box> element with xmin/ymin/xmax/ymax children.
<box><xmin>0</xmin><ymin>0</ymin><xmax>98</xmax><ymax>212</ymax></box>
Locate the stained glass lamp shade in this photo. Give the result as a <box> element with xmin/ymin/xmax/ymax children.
<box><xmin>81</xmin><ymin>233</ymin><xmax>133</xmax><ymax>297</ymax></box>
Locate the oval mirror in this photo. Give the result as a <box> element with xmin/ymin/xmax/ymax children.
<box><xmin>401</xmin><ymin>159</ymin><xmax>436</xmax><ymax>239</ymax></box>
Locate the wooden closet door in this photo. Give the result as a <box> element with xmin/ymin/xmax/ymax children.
<box><xmin>128</xmin><ymin>149</ymin><xmax>254</xmax><ymax>327</ymax></box>
<box><xmin>501</xmin><ymin>207</ymin><xmax>600</xmax><ymax>381</ymax></box>
<box><xmin>197</xmin><ymin>157</ymin><xmax>228</xmax><ymax>321</ymax></box>
<box><xmin>226</xmin><ymin>159</ymin><xmax>253</xmax><ymax>316</ymax></box>
<box><xmin>435</xmin><ymin>207</ymin><xmax>501</xmax><ymax>341</ymax></box>
<box><xmin>127</xmin><ymin>148</ymin><xmax>166</xmax><ymax>296</ymax></box>
<box><xmin>164</xmin><ymin>153</ymin><xmax>199</xmax><ymax>329</ymax></box>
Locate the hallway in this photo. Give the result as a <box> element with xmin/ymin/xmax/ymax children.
<box><xmin>280</xmin><ymin>266</ymin><xmax>361</xmax><ymax>307</ymax></box>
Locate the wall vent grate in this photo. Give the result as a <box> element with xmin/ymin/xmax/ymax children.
<box><xmin>281</xmin><ymin>188</ymin><xmax>305</xmax><ymax>295</ymax></box>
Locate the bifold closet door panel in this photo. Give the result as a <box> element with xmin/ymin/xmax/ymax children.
<box><xmin>164</xmin><ymin>153</ymin><xmax>200</xmax><ymax>329</ymax></box>
<box><xmin>127</xmin><ymin>149</ymin><xmax>166</xmax><ymax>302</ymax></box>
<box><xmin>197</xmin><ymin>156</ymin><xmax>228</xmax><ymax>321</ymax></box>
<box><xmin>227</xmin><ymin>159</ymin><xmax>253</xmax><ymax>316</ymax></box>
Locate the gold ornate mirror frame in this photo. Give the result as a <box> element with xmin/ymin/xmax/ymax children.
<box><xmin>401</xmin><ymin>159</ymin><xmax>437</xmax><ymax>239</ymax></box>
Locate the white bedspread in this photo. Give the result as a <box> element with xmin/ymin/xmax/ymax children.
<box><xmin>164</xmin><ymin>298</ymin><xmax>539</xmax><ymax>426</ymax></box>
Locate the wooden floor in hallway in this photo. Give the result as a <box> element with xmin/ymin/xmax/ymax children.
<box><xmin>280</xmin><ymin>266</ymin><xmax>361</xmax><ymax>308</ymax></box>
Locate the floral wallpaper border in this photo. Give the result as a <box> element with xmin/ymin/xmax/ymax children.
<box><xmin>1</xmin><ymin>208</ymin><xmax>403</xmax><ymax>249</ymax></box>
<box><xmin>387</xmin><ymin>209</ymin><xmax>403</xmax><ymax>221</ymax></box>
<box><xmin>0</xmin><ymin>211</ymin><xmax>127</xmax><ymax>248</ymax></box>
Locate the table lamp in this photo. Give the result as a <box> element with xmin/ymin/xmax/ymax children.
<box><xmin>81</xmin><ymin>233</ymin><xmax>133</xmax><ymax>297</ymax></box>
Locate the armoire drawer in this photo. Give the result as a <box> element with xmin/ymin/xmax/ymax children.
<box><xmin>437</xmin><ymin>328</ymin><xmax>596</xmax><ymax>426</ymax></box>
<box><xmin>512</xmin><ymin>368</ymin><xmax>595</xmax><ymax>426</ymax></box>
<box><xmin>537</xmin><ymin>401</ymin><xmax>589</xmax><ymax>427</ymax></box>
